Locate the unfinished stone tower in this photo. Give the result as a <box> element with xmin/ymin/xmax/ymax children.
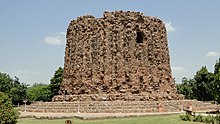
<box><xmin>53</xmin><ymin>11</ymin><xmax>184</xmax><ymax>101</ymax></box>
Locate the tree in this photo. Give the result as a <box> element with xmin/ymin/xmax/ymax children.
<box><xmin>0</xmin><ymin>72</ymin><xmax>27</xmax><ymax>105</ymax></box>
<box><xmin>49</xmin><ymin>67</ymin><xmax>63</xmax><ymax>97</ymax></box>
<box><xmin>213</xmin><ymin>58</ymin><xmax>220</xmax><ymax>102</ymax></box>
<box><xmin>9</xmin><ymin>77</ymin><xmax>27</xmax><ymax>105</ymax></box>
<box><xmin>26</xmin><ymin>66</ymin><xmax>64</xmax><ymax>102</ymax></box>
<box><xmin>27</xmin><ymin>83</ymin><xmax>52</xmax><ymax>102</ymax></box>
<box><xmin>176</xmin><ymin>77</ymin><xmax>194</xmax><ymax>99</ymax></box>
<box><xmin>0</xmin><ymin>92</ymin><xmax>19</xmax><ymax>124</ymax></box>
<box><xmin>0</xmin><ymin>72</ymin><xmax>13</xmax><ymax>94</ymax></box>
<box><xmin>176</xmin><ymin>58</ymin><xmax>220</xmax><ymax>102</ymax></box>
<box><xmin>193</xmin><ymin>66</ymin><xmax>214</xmax><ymax>101</ymax></box>
<box><xmin>214</xmin><ymin>58</ymin><xmax>220</xmax><ymax>74</ymax></box>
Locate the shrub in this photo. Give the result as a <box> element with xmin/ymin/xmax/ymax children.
<box><xmin>204</xmin><ymin>115</ymin><xmax>215</xmax><ymax>123</ymax></box>
<box><xmin>179</xmin><ymin>113</ymin><xmax>192</xmax><ymax>121</ymax></box>
<box><xmin>193</xmin><ymin>114</ymin><xmax>204</xmax><ymax>122</ymax></box>
<box><xmin>0</xmin><ymin>92</ymin><xmax>19</xmax><ymax>124</ymax></box>
<box><xmin>216</xmin><ymin>114</ymin><xmax>220</xmax><ymax>124</ymax></box>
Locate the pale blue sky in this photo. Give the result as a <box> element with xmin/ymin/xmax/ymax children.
<box><xmin>0</xmin><ymin>1</ymin><xmax>219</xmax><ymax>84</ymax></box>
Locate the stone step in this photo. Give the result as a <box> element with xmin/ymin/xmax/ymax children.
<box><xmin>18</xmin><ymin>100</ymin><xmax>219</xmax><ymax>113</ymax></box>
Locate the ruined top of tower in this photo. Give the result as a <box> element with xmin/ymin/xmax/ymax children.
<box><xmin>53</xmin><ymin>11</ymin><xmax>184</xmax><ymax>101</ymax></box>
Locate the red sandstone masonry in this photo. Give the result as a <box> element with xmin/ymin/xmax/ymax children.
<box><xmin>53</xmin><ymin>11</ymin><xmax>182</xmax><ymax>101</ymax></box>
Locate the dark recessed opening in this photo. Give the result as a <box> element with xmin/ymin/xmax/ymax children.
<box><xmin>136</xmin><ymin>31</ymin><xmax>144</xmax><ymax>43</ymax></box>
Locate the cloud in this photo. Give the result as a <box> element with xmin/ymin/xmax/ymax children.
<box><xmin>165</xmin><ymin>22</ymin><xmax>176</xmax><ymax>32</ymax></box>
<box><xmin>44</xmin><ymin>32</ymin><xmax>66</xmax><ymax>45</ymax></box>
<box><xmin>206</xmin><ymin>51</ymin><xmax>220</xmax><ymax>57</ymax></box>
<box><xmin>171</xmin><ymin>66</ymin><xmax>186</xmax><ymax>73</ymax></box>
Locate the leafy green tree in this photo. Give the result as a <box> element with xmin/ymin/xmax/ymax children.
<box><xmin>176</xmin><ymin>59</ymin><xmax>220</xmax><ymax>102</ymax></box>
<box><xmin>213</xmin><ymin>58</ymin><xmax>220</xmax><ymax>102</ymax></box>
<box><xmin>0</xmin><ymin>72</ymin><xmax>13</xmax><ymax>94</ymax></box>
<box><xmin>214</xmin><ymin>58</ymin><xmax>220</xmax><ymax>74</ymax></box>
<box><xmin>0</xmin><ymin>92</ymin><xmax>19</xmax><ymax>124</ymax></box>
<box><xmin>193</xmin><ymin>66</ymin><xmax>215</xmax><ymax>101</ymax></box>
<box><xmin>176</xmin><ymin>77</ymin><xmax>194</xmax><ymax>99</ymax></box>
<box><xmin>27</xmin><ymin>83</ymin><xmax>52</xmax><ymax>102</ymax></box>
<box><xmin>26</xmin><ymin>66</ymin><xmax>63</xmax><ymax>102</ymax></box>
<box><xmin>9</xmin><ymin>77</ymin><xmax>27</xmax><ymax>105</ymax></box>
<box><xmin>0</xmin><ymin>72</ymin><xmax>27</xmax><ymax>105</ymax></box>
<box><xmin>49</xmin><ymin>67</ymin><xmax>63</xmax><ymax>97</ymax></box>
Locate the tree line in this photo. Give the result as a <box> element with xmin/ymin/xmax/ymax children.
<box><xmin>176</xmin><ymin>58</ymin><xmax>220</xmax><ymax>103</ymax></box>
<box><xmin>0</xmin><ymin>67</ymin><xmax>63</xmax><ymax>105</ymax></box>
<box><xmin>27</xmin><ymin>67</ymin><xmax>63</xmax><ymax>102</ymax></box>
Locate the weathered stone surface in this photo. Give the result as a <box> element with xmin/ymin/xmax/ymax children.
<box><xmin>54</xmin><ymin>11</ymin><xmax>182</xmax><ymax>101</ymax></box>
<box><xmin>19</xmin><ymin>100</ymin><xmax>219</xmax><ymax>113</ymax></box>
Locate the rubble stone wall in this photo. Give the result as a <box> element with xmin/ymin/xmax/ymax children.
<box><xmin>55</xmin><ymin>11</ymin><xmax>182</xmax><ymax>101</ymax></box>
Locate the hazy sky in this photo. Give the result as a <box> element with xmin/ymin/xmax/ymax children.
<box><xmin>0</xmin><ymin>1</ymin><xmax>219</xmax><ymax>85</ymax></box>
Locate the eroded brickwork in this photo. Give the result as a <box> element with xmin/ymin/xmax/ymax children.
<box><xmin>53</xmin><ymin>11</ymin><xmax>182</xmax><ymax>101</ymax></box>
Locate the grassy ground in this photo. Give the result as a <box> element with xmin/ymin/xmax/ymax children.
<box><xmin>18</xmin><ymin>114</ymin><xmax>203</xmax><ymax>124</ymax></box>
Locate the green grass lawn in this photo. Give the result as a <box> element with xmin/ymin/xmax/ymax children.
<box><xmin>18</xmin><ymin>114</ymin><xmax>203</xmax><ymax>124</ymax></box>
